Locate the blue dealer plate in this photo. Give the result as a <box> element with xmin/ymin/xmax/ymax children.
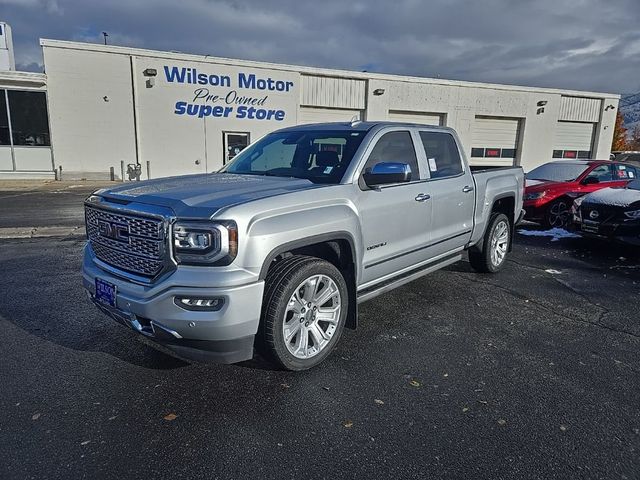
<box><xmin>95</xmin><ymin>278</ymin><xmax>117</xmax><ymax>307</ymax></box>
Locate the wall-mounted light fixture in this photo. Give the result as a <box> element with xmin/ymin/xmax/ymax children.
<box><xmin>604</xmin><ymin>104</ymin><xmax>615</xmax><ymax>111</ymax></box>
<box><xmin>143</xmin><ymin>68</ymin><xmax>158</xmax><ymax>88</ymax></box>
<box><xmin>537</xmin><ymin>100</ymin><xmax>548</xmax><ymax>107</ymax></box>
<box><xmin>373</xmin><ymin>88</ymin><xmax>385</xmax><ymax>96</ymax></box>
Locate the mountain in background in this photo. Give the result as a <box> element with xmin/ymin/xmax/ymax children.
<box><xmin>620</xmin><ymin>93</ymin><xmax>640</xmax><ymax>137</ymax></box>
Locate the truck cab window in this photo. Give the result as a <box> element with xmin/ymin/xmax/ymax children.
<box><xmin>363</xmin><ymin>131</ymin><xmax>419</xmax><ymax>178</ymax></box>
<box><xmin>419</xmin><ymin>131</ymin><xmax>463</xmax><ymax>179</ymax></box>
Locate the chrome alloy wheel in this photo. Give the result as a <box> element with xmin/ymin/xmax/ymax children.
<box><xmin>282</xmin><ymin>274</ymin><xmax>342</xmax><ymax>359</ymax></box>
<box><xmin>490</xmin><ymin>220</ymin><xmax>509</xmax><ymax>268</ymax></box>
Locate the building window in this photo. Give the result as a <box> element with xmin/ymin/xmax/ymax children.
<box><xmin>0</xmin><ymin>90</ymin><xmax>9</xmax><ymax>145</ymax></box>
<box><xmin>7</xmin><ymin>90</ymin><xmax>50</xmax><ymax>146</ymax></box>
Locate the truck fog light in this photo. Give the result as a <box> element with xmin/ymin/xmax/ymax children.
<box><xmin>174</xmin><ymin>296</ymin><xmax>224</xmax><ymax>311</ymax></box>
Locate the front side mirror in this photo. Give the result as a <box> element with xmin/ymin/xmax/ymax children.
<box><xmin>582</xmin><ymin>176</ymin><xmax>599</xmax><ymax>185</ymax></box>
<box><xmin>363</xmin><ymin>162</ymin><xmax>412</xmax><ymax>188</ymax></box>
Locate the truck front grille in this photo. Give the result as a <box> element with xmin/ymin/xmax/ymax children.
<box><xmin>85</xmin><ymin>205</ymin><xmax>167</xmax><ymax>278</ymax></box>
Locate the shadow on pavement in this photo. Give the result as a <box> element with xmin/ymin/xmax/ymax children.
<box><xmin>0</xmin><ymin>237</ymin><xmax>192</xmax><ymax>370</ymax></box>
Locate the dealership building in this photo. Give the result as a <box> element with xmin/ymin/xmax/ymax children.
<box><xmin>0</xmin><ymin>23</ymin><xmax>621</xmax><ymax>180</ymax></box>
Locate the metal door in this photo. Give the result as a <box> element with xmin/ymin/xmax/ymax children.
<box><xmin>223</xmin><ymin>132</ymin><xmax>250</xmax><ymax>165</ymax></box>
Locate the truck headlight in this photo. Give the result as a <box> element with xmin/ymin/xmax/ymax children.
<box><xmin>524</xmin><ymin>191</ymin><xmax>546</xmax><ymax>201</ymax></box>
<box><xmin>172</xmin><ymin>221</ymin><xmax>238</xmax><ymax>265</ymax></box>
<box><xmin>624</xmin><ymin>209</ymin><xmax>640</xmax><ymax>220</ymax></box>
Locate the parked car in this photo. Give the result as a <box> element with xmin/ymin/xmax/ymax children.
<box><xmin>82</xmin><ymin>121</ymin><xmax>524</xmax><ymax>370</ymax></box>
<box><xmin>571</xmin><ymin>179</ymin><xmax>640</xmax><ymax>245</ymax></box>
<box><xmin>523</xmin><ymin>160</ymin><xmax>637</xmax><ymax>228</ymax></box>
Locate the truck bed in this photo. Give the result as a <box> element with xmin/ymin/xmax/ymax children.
<box><xmin>470</xmin><ymin>165</ymin><xmax>520</xmax><ymax>174</ymax></box>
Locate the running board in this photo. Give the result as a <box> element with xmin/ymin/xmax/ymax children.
<box><xmin>356</xmin><ymin>253</ymin><xmax>462</xmax><ymax>304</ymax></box>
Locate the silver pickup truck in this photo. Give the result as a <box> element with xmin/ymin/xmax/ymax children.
<box><xmin>83</xmin><ymin>121</ymin><xmax>524</xmax><ymax>370</ymax></box>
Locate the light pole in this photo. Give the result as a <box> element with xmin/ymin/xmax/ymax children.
<box><xmin>102</xmin><ymin>32</ymin><xmax>108</xmax><ymax>45</ymax></box>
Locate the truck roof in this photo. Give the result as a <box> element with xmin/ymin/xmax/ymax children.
<box><xmin>276</xmin><ymin>121</ymin><xmax>454</xmax><ymax>133</ymax></box>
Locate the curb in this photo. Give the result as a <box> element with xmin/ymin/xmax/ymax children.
<box><xmin>0</xmin><ymin>226</ymin><xmax>86</xmax><ymax>239</ymax></box>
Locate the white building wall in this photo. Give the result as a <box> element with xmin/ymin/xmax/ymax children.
<box><xmin>593</xmin><ymin>98</ymin><xmax>618</xmax><ymax>160</ymax></box>
<box><xmin>131</xmin><ymin>56</ymin><xmax>299</xmax><ymax>177</ymax></box>
<box><xmin>301</xmin><ymin>75</ymin><xmax>365</xmax><ymax>109</ymax></box>
<box><xmin>366</xmin><ymin>79</ymin><xmax>568</xmax><ymax>171</ymax></box>
<box><xmin>42</xmin><ymin>47</ymin><xmax>137</xmax><ymax>178</ymax></box>
<box><xmin>40</xmin><ymin>40</ymin><xmax>621</xmax><ymax>179</ymax></box>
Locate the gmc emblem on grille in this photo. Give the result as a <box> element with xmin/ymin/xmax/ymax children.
<box><xmin>97</xmin><ymin>219</ymin><xmax>130</xmax><ymax>243</ymax></box>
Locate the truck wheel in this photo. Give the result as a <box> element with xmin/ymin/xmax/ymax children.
<box><xmin>259</xmin><ymin>255</ymin><xmax>348</xmax><ymax>371</ymax></box>
<box><xmin>468</xmin><ymin>213</ymin><xmax>511</xmax><ymax>273</ymax></box>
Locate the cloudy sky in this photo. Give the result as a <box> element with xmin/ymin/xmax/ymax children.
<box><xmin>2</xmin><ymin>0</ymin><xmax>640</xmax><ymax>94</ymax></box>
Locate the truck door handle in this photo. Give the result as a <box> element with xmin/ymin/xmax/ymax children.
<box><xmin>415</xmin><ymin>193</ymin><xmax>431</xmax><ymax>202</ymax></box>
<box><xmin>462</xmin><ymin>185</ymin><xmax>474</xmax><ymax>193</ymax></box>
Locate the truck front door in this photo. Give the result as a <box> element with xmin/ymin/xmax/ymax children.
<box><xmin>356</xmin><ymin>129</ymin><xmax>433</xmax><ymax>286</ymax></box>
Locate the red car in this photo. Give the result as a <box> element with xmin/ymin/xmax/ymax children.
<box><xmin>524</xmin><ymin>160</ymin><xmax>638</xmax><ymax>228</ymax></box>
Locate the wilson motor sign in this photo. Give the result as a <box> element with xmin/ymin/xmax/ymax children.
<box><xmin>163</xmin><ymin>64</ymin><xmax>297</xmax><ymax>122</ymax></box>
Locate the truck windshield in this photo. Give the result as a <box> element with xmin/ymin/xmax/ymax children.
<box><xmin>221</xmin><ymin>130</ymin><xmax>367</xmax><ymax>184</ymax></box>
<box><xmin>526</xmin><ymin>162</ymin><xmax>590</xmax><ymax>182</ymax></box>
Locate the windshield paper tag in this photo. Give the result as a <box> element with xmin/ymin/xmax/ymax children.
<box><xmin>428</xmin><ymin>158</ymin><xmax>437</xmax><ymax>171</ymax></box>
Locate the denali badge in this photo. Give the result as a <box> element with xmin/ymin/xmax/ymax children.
<box><xmin>589</xmin><ymin>210</ymin><xmax>600</xmax><ymax>220</ymax></box>
<box><xmin>367</xmin><ymin>242</ymin><xmax>387</xmax><ymax>251</ymax></box>
<box><xmin>97</xmin><ymin>219</ymin><xmax>130</xmax><ymax>243</ymax></box>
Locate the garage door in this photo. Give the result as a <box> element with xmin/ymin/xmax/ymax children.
<box><xmin>298</xmin><ymin>107</ymin><xmax>362</xmax><ymax>125</ymax></box>
<box><xmin>553</xmin><ymin>121</ymin><xmax>595</xmax><ymax>159</ymax></box>
<box><xmin>388</xmin><ymin>110</ymin><xmax>444</xmax><ymax>126</ymax></box>
<box><xmin>471</xmin><ymin>117</ymin><xmax>521</xmax><ymax>166</ymax></box>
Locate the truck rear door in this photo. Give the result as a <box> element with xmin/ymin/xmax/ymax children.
<box><xmin>415</xmin><ymin>130</ymin><xmax>475</xmax><ymax>257</ymax></box>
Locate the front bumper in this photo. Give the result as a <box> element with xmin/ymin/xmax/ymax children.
<box><xmin>573</xmin><ymin>217</ymin><xmax>640</xmax><ymax>246</ymax></box>
<box><xmin>82</xmin><ymin>244</ymin><xmax>264</xmax><ymax>364</ymax></box>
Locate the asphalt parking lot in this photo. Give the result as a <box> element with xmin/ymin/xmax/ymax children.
<box><xmin>0</xmin><ymin>183</ymin><xmax>638</xmax><ymax>480</ymax></box>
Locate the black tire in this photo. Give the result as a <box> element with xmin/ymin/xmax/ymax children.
<box><xmin>468</xmin><ymin>213</ymin><xmax>511</xmax><ymax>273</ymax></box>
<box><xmin>542</xmin><ymin>198</ymin><xmax>570</xmax><ymax>229</ymax></box>
<box><xmin>258</xmin><ymin>255</ymin><xmax>348</xmax><ymax>371</ymax></box>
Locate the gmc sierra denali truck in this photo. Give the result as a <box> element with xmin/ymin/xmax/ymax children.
<box><xmin>83</xmin><ymin>121</ymin><xmax>524</xmax><ymax>370</ymax></box>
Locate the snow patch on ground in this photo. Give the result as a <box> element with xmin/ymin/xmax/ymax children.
<box><xmin>517</xmin><ymin>228</ymin><xmax>581</xmax><ymax>242</ymax></box>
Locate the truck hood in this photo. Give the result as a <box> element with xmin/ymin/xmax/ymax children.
<box><xmin>96</xmin><ymin>173</ymin><xmax>322</xmax><ymax>216</ymax></box>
